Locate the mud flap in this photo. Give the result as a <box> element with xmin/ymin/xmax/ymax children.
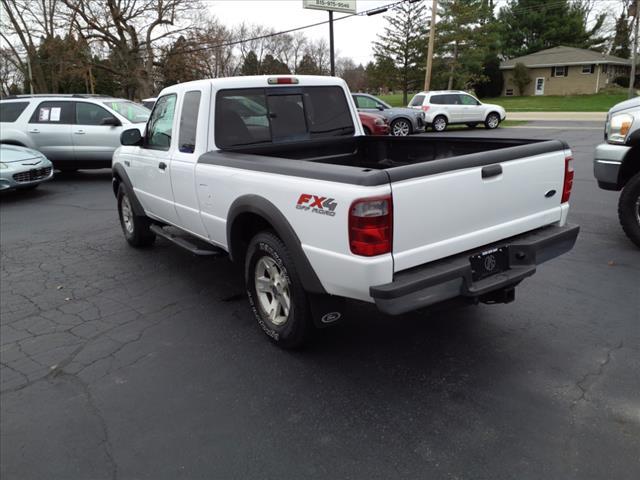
<box><xmin>308</xmin><ymin>293</ymin><xmax>345</xmax><ymax>328</ymax></box>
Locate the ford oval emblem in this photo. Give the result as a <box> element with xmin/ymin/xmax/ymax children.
<box><xmin>321</xmin><ymin>312</ymin><xmax>342</xmax><ymax>324</ymax></box>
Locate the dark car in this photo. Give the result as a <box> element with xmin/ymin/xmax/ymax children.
<box><xmin>352</xmin><ymin>93</ymin><xmax>426</xmax><ymax>136</ymax></box>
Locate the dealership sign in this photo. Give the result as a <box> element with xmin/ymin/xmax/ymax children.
<box><xmin>303</xmin><ymin>0</ymin><xmax>356</xmax><ymax>14</ymax></box>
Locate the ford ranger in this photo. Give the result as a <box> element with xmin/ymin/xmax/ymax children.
<box><xmin>112</xmin><ymin>75</ymin><xmax>579</xmax><ymax>348</ymax></box>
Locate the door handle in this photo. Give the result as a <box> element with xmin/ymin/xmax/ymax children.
<box><xmin>74</xmin><ymin>129</ymin><xmax>86</xmax><ymax>135</ymax></box>
<box><xmin>481</xmin><ymin>164</ymin><xmax>502</xmax><ymax>179</ymax></box>
<box><xmin>158</xmin><ymin>161</ymin><xmax>167</xmax><ymax>170</ymax></box>
<box><xmin>28</xmin><ymin>128</ymin><xmax>40</xmax><ymax>133</ymax></box>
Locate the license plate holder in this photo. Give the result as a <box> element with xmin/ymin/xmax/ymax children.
<box><xmin>470</xmin><ymin>246</ymin><xmax>509</xmax><ymax>281</ymax></box>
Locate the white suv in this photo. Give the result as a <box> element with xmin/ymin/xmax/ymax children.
<box><xmin>408</xmin><ymin>91</ymin><xmax>506</xmax><ymax>132</ymax></box>
<box><xmin>0</xmin><ymin>94</ymin><xmax>150</xmax><ymax>171</ymax></box>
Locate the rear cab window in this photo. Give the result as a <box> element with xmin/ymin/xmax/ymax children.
<box><xmin>409</xmin><ymin>95</ymin><xmax>425</xmax><ymax>107</ymax></box>
<box><xmin>215</xmin><ymin>86</ymin><xmax>355</xmax><ymax>149</ymax></box>
<box><xmin>0</xmin><ymin>102</ymin><xmax>29</xmax><ymax>122</ymax></box>
<box><xmin>29</xmin><ymin>101</ymin><xmax>74</xmax><ymax>124</ymax></box>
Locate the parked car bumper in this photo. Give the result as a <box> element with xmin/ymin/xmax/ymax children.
<box><xmin>370</xmin><ymin>223</ymin><xmax>579</xmax><ymax>315</ymax></box>
<box><xmin>0</xmin><ymin>163</ymin><xmax>54</xmax><ymax>191</ymax></box>
<box><xmin>372</xmin><ymin>124</ymin><xmax>390</xmax><ymax>135</ymax></box>
<box><xmin>593</xmin><ymin>142</ymin><xmax>631</xmax><ymax>190</ymax></box>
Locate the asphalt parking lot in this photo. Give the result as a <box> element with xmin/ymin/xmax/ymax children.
<box><xmin>1</xmin><ymin>123</ymin><xmax>639</xmax><ymax>479</ymax></box>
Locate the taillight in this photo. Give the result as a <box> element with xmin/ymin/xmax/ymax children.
<box><xmin>562</xmin><ymin>154</ymin><xmax>574</xmax><ymax>203</ymax></box>
<box><xmin>421</xmin><ymin>105</ymin><xmax>430</xmax><ymax>112</ymax></box>
<box><xmin>267</xmin><ymin>77</ymin><xmax>299</xmax><ymax>85</ymax></box>
<box><xmin>349</xmin><ymin>196</ymin><xmax>393</xmax><ymax>256</ymax></box>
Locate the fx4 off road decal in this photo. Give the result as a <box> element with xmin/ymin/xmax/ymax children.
<box><xmin>296</xmin><ymin>194</ymin><xmax>337</xmax><ymax>217</ymax></box>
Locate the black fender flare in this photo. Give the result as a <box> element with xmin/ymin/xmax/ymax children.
<box><xmin>227</xmin><ymin>195</ymin><xmax>326</xmax><ymax>294</ymax></box>
<box><xmin>112</xmin><ymin>163</ymin><xmax>146</xmax><ymax>216</ymax></box>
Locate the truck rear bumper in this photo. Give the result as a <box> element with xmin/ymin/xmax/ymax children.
<box><xmin>370</xmin><ymin>224</ymin><xmax>579</xmax><ymax>315</ymax></box>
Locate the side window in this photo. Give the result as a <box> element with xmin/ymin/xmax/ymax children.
<box><xmin>178</xmin><ymin>91</ymin><xmax>201</xmax><ymax>154</ymax></box>
<box><xmin>459</xmin><ymin>94</ymin><xmax>479</xmax><ymax>106</ymax></box>
<box><xmin>29</xmin><ymin>101</ymin><xmax>73</xmax><ymax>124</ymax></box>
<box><xmin>430</xmin><ymin>95</ymin><xmax>444</xmax><ymax>105</ymax></box>
<box><xmin>0</xmin><ymin>102</ymin><xmax>29</xmax><ymax>122</ymax></box>
<box><xmin>145</xmin><ymin>94</ymin><xmax>177</xmax><ymax>150</ymax></box>
<box><xmin>76</xmin><ymin>102</ymin><xmax>116</xmax><ymax>125</ymax></box>
<box><xmin>445</xmin><ymin>94</ymin><xmax>460</xmax><ymax>105</ymax></box>
<box><xmin>355</xmin><ymin>95</ymin><xmax>378</xmax><ymax>109</ymax></box>
<box><xmin>409</xmin><ymin>95</ymin><xmax>425</xmax><ymax>107</ymax></box>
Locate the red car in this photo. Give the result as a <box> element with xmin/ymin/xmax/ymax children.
<box><xmin>359</xmin><ymin>111</ymin><xmax>389</xmax><ymax>135</ymax></box>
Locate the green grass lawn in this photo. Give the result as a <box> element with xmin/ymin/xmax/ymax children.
<box><xmin>379</xmin><ymin>91</ymin><xmax>631</xmax><ymax>112</ymax></box>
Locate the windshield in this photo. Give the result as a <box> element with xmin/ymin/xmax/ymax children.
<box><xmin>104</xmin><ymin>101</ymin><xmax>151</xmax><ymax>123</ymax></box>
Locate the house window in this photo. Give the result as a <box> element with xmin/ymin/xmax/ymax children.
<box><xmin>603</xmin><ymin>64</ymin><xmax>608</xmax><ymax>74</ymax></box>
<box><xmin>505</xmin><ymin>89</ymin><xmax>514</xmax><ymax>96</ymax></box>
<box><xmin>582</xmin><ymin>64</ymin><xmax>595</xmax><ymax>74</ymax></box>
<box><xmin>553</xmin><ymin>66</ymin><xmax>567</xmax><ymax>77</ymax></box>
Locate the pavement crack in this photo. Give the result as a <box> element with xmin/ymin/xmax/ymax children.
<box><xmin>572</xmin><ymin>340</ymin><xmax>624</xmax><ymax>407</ymax></box>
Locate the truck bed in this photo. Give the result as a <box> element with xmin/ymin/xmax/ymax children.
<box><xmin>202</xmin><ymin>135</ymin><xmax>568</xmax><ymax>184</ymax></box>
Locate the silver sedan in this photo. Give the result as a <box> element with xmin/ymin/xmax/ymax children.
<box><xmin>0</xmin><ymin>144</ymin><xmax>54</xmax><ymax>191</ymax></box>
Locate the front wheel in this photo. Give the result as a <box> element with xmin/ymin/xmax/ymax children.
<box><xmin>245</xmin><ymin>231</ymin><xmax>313</xmax><ymax>348</ymax></box>
<box><xmin>618</xmin><ymin>172</ymin><xmax>640</xmax><ymax>248</ymax></box>
<box><xmin>485</xmin><ymin>112</ymin><xmax>501</xmax><ymax>129</ymax></box>
<box><xmin>117</xmin><ymin>185</ymin><xmax>156</xmax><ymax>247</ymax></box>
<box><xmin>432</xmin><ymin>115</ymin><xmax>448</xmax><ymax>132</ymax></box>
<box><xmin>391</xmin><ymin>119</ymin><xmax>411</xmax><ymax>136</ymax></box>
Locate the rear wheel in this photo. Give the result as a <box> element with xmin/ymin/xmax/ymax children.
<box><xmin>117</xmin><ymin>185</ymin><xmax>155</xmax><ymax>247</ymax></box>
<box><xmin>391</xmin><ymin>119</ymin><xmax>411</xmax><ymax>136</ymax></box>
<box><xmin>618</xmin><ymin>172</ymin><xmax>640</xmax><ymax>248</ymax></box>
<box><xmin>485</xmin><ymin>112</ymin><xmax>500</xmax><ymax>129</ymax></box>
<box><xmin>245</xmin><ymin>231</ymin><xmax>313</xmax><ymax>349</ymax></box>
<box><xmin>432</xmin><ymin>115</ymin><xmax>448</xmax><ymax>132</ymax></box>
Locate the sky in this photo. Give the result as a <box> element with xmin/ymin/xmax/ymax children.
<box><xmin>206</xmin><ymin>0</ymin><xmax>399</xmax><ymax>64</ymax></box>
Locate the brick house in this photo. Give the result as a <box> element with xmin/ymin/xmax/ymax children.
<box><xmin>500</xmin><ymin>46</ymin><xmax>632</xmax><ymax>96</ymax></box>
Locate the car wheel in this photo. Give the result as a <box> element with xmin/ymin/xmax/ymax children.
<box><xmin>117</xmin><ymin>185</ymin><xmax>155</xmax><ymax>247</ymax></box>
<box><xmin>618</xmin><ymin>171</ymin><xmax>640</xmax><ymax>248</ymax></box>
<box><xmin>391</xmin><ymin>119</ymin><xmax>411</xmax><ymax>136</ymax></box>
<box><xmin>245</xmin><ymin>231</ymin><xmax>313</xmax><ymax>349</ymax></box>
<box><xmin>466</xmin><ymin>123</ymin><xmax>478</xmax><ymax>128</ymax></box>
<box><xmin>432</xmin><ymin>115</ymin><xmax>448</xmax><ymax>132</ymax></box>
<box><xmin>485</xmin><ymin>112</ymin><xmax>500</xmax><ymax>129</ymax></box>
<box><xmin>363</xmin><ymin>126</ymin><xmax>372</xmax><ymax>135</ymax></box>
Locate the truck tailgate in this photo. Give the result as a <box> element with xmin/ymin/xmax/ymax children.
<box><xmin>391</xmin><ymin>149</ymin><xmax>569</xmax><ymax>272</ymax></box>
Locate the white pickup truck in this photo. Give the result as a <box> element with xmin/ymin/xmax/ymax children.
<box><xmin>112</xmin><ymin>75</ymin><xmax>579</xmax><ymax>348</ymax></box>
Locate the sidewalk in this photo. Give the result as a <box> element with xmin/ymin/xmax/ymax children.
<box><xmin>507</xmin><ymin>111</ymin><xmax>606</xmax><ymax>122</ymax></box>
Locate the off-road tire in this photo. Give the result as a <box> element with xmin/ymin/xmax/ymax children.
<box><xmin>117</xmin><ymin>185</ymin><xmax>156</xmax><ymax>247</ymax></box>
<box><xmin>245</xmin><ymin>231</ymin><xmax>314</xmax><ymax>349</ymax></box>
<box><xmin>618</xmin><ymin>171</ymin><xmax>640</xmax><ymax>248</ymax></box>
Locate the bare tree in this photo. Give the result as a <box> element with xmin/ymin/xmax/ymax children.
<box><xmin>63</xmin><ymin>0</ymin><xmax>202</xmax><ymax>98</ymax></box>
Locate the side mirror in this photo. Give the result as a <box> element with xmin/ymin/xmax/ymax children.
<box><xmin>377</xmin><ymin>105</ymin><xmax>384</xmax><ymax>111</ymax></box>
<box><xmin>101</xmin><ymin>117</ymin><xmax>122</xmax><ymax>127</ymax></box>
<box><xmin>120</xmin><ymin>128</ymin><xmax>142</xmax><ymax>146</ymax></box>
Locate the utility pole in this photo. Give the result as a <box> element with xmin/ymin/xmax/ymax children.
<box><xmin>424</xmin><ymin>0</ymin><xmax>437</xmax><ymax>91</ymax></box>
<box><xmin>329</xmin><ymin>10</ymin><xmax>335</xmax><ymax>76</ymax></box>
<box><xmin>27</xmin><ymin>56</ymin><xmax>34</xmax><ymax>94</ymax></box>
<box><xmin>630</xmin><ymin>0</ymin><xmax>639</xmax><ymax>98</ymax></box>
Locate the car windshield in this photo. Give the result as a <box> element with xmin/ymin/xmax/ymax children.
<box><xmin>103</xmin><ymin>101</ymin><xmax>151</xmax><ymax>123</ymax></box>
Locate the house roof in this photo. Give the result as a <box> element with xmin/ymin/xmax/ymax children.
<box><xmin>500</xmin><ymin>46</ymin><xmax>631</xmax><ymax>69</ymax></box>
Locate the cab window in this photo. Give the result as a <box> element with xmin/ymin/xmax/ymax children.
<box><xmin>459</xmin><ymin>94</ymin><xmax>479</xmax><ymax>106</ymax></box>
<box><xmin>145</xmin><ymin>94</ymin><xmax>177</xmax><ymax>150</ymax></box>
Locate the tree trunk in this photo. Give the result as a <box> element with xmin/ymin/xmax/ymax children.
<box><xmin>447</xmin><ymin>41</ymin><xmax>458</xmax><ymax>90</ymax></box>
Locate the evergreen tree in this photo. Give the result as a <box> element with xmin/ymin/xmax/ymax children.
<box><xmin>373</xmin><ymin>0</ymin><xmax>427</xmax><ymax>104</ymax></box>
<box><xmin>296</xmin><ymin>54</ymin><xmax>321</xmax><ymax>75</ymax></box>
<box><xmin>498</xmin><ymin>0</ymin><xmax>607</xmax><ymax>58</ymax></box>
<box><xmin>437</xmin><ymin>0</ymin><xmax>498</xmax><ymax>90</ymax></box>
<box><xmin>365</xmin><ymin>57</ymin><xmax>397</xmax><ymax>93</ymax></box>
<box><xmin>241</xmin><ymin>51</ymin><xmax>261</xmax><ymax>76</ymax></box>
<box><xmin>611</xmin><ymin>11</ymin><xmax>632</xmax><ymax>59</ymax></box>
<box><xmin>260</xmin><ymin>54</ymin><xmax>290</xmax><ymax>74</ymax></box>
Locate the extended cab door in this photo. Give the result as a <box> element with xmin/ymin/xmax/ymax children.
<box><xmin>169</xmin><ymin>89</ymin><xmax>209</xmax><ymax>238</ymax></box>
<box><xmin>73</xmin><ymin>101</ymin><xmax>123</xmax><ymax>163</ymax></box>
<box><xmin>130</xmin><ymin>94</ymin><xmax>179</xmax><ymax>224</ymax></box>
<box><xmin>27</xmin><ymin>101</ymin><xmax>74</xmax><ymax>162</ymax></box>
